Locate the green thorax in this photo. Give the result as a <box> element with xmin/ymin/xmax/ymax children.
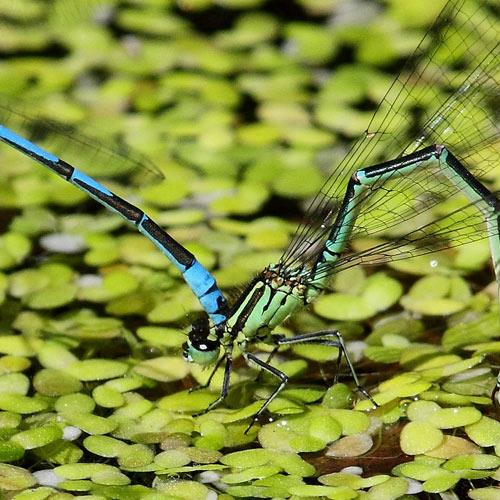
<box><xmin>217</xmin><ymin>264</ymin><xmax>309</xmax><ymax>346</ymax></box>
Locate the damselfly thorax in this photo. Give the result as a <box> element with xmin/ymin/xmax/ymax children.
<box><xmin>221</xmin><ymin>264</ymin><xmax>310</xmax><ymax>347</ymax></box>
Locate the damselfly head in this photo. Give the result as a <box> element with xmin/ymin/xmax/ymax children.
<box><xmin>183</xmin><ymin>316</ymin><xmax>220</xmax><ymax>365</ymax></box>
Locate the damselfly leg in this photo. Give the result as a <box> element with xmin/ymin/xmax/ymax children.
<box><xmin>309</xmin><ymin>145</ymin><xmax>498</xmax><ymax>288</ymax></box>
<box><xmin>243</xmin><ymin>330</ymin><xmax>377</xmax><ymax>432</ymax></box>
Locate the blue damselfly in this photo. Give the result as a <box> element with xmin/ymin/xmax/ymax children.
<box><xmin>0</xmin><ymin>0</ymin><xmax>498</xmax><ymax>431</ymax></box>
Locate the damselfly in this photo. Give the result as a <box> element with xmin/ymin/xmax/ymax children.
<box><xmin>0</xmin><ymin>0</ymin><xmax>498</xmax><ymax>431</ymax></box>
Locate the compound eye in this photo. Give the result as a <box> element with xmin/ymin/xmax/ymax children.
<box><xmin>192</xmin><ymin>338</ymin><xmax>219</xmax><ymax>353</ymax></box>
<box><xmin>184</xmin><ymin>338</ymin><xmax>220</xmax><ymax>365</ymax></box>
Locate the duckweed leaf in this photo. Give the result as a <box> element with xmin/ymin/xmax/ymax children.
<box><xmin>11</xmin><ymin>425</ymin><xmax>63</xmax><ymax>450</ymax></box>
<box><xmin>33</xmin><ymin>369</ymin><xmax>82</xmax><ymax>396</ymax></box>
<box><xmin>399</xmin><ymin>421</ymin><xmax>443</xmax><ymax>455</ymax></box>
<box><xmin>465</xmin><ymin>417</ymin><xmax>500</xmax><ymax>447</ymax></box>
<box><xmin>0</xmin><ymin>232</ymin><xmax>31</xmax><ymax>270</ymax></box>
<box><xmin>64</xmin><ymin>359</ymin><xmax>128</xmax><ymax>381</ymax></box>
<box><xmin>0</xmin><ymin>464</ymin><xmax>36</xmax><ymax>491</ymax></box>
<box><xmin>133</xmin><ymin>357</ymin><xmax>189</xmax><ymax>382</ymax></box>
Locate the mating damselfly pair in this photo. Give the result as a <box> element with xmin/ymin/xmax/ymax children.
<box><xmin>0</xmin><ymin>0</ymin><xmax>498</xmax><ymax>429</ymax></box>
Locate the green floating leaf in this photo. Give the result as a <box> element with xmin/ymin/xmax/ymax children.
<box><xmin>10</xmin><ymin>207</ymin><xmax>57</xmax><ymax>236</ymax></box>
<box><xmin>84</xmin><ymin>233</ymin><xmax>120</xmax><ymax>266</ymax></box>
<box><xmin>91</xmin><ymin>469</ymin><xmax>131</xmax><ymax>486</ymax></box>
<box><xmin>37</xmin><ymin>341</ymin><xmax>78</xmax><ymax>370</ymax></box>
<box><xmin>400</xmin><ymin>274</ymin><xmax>469</xmax><ymax>315</ymax></box>
<box><xmin>105</xmin><ymin>377</ymin><xmax>144</xmax><ymax>393</ymax></box>
<box><xmin>361</xmin><ymin>379</ymin><xmax>431</xmax><ymax>408</ymax></box>
<box><xmin>291</xmin><ymin>484</ymin><xmax>359</xmax><ymax>499</ymax></box>
<box><xmin>194</xmin><ymin>419</ymin><xmax>226</xmax><ymax>450</ymax></box>
<box><xmin>63</xmin><ymin>412</ymin><xmax>117</xmax><ymax>436</ymax></box>
<box><xmin>136</xmin><ymin>326</ymin><xmax>186</xmax><ymax>348</ymax></box>
<box><xmin>0</xmin><ymin>232</ymin><xmax>31</xmax><ymax>270</ymax></box>
<box><xmin>77</xmin><ymin>269</ymin><xmax>139</xmax><ymax>302</ymax></box>
<box><xmin>258</xmin><ymin>408</ymin><xmax>343</xmax><ymax>453</ymax></box>
<box><xmin>11</xmin><ymin>424</ymin><xmax>63</xmax><ymax>450</ymax></box>
<box><xmin>417</xmin><ymin>355</ymin><xmax>484</xmax><ymax>381</ymax></box>
<box><xmin>83</xmin><ymin>435</ymin><xmax>128</xmax><ymax>458</ymax></box>
<box><xmin>55</xmin><ymin>463</ymin><xmax>123</xmax><ymax>480</ymax></box>
<box><xmin>366</xmin><ymin>316</ymin><xmax>424</xmax><ymax>345</ymax></box>
<box><xmin>315</xmin><ymin>272</ymin><xmax>402</xmax><ymax>321</ymax></box>
<box><xmin>92</xmin><ymin>385</ymin><xmax>125</xmax><ymax>408</ymax></box>
<box><xmin>400</xmin><ymin>421</ymin><xmax>443</xmax><ymax>455</ymax></box>
<box><xmin>442</xmin><ymin>311</ymin><xmax>499</xmax><ymax>351</ymax></box>
<box><xmin>322</xmin><ymin>383</ymin><xmax>355</xmax><ymax>409</ymax></box>
<box><xmin>394</xmin><ymin>459</ymin><xmax>441</xmax><ymax>480</ymax></box>
<box><xmin>284</xmin><ymin>22</ymin><xmax>337</xmax><ymax>64</ymax></box>
<box><xmin>443</xmin><ymin>454</ymin><xmax>500</xmax><ymax>471</ymax></box>
<box><xmin>426</xmin><ymin>407</ymin><xmax>482</xmax><ymax>429</ymax></box>
<box><xmin>0</xmin><ymin>373</ymin><xmax>29</xmax><ymax>395</ymax></box>
<box><xmin>133</xmin><ymin>356</ymin><xmax>189</xmax><ymax>382</ymax></box>
<box><xmin>364</xmin><ymin>345</ymin><xmax>403</xmax><ymax>364</ymax></box>
<box><xmin>0</xmin><ymin>336</ymin><xmax>36</xmax><ymax>357</ymax></box>
<box><xmin>117</xmin><ymin>443</ymin><xmax>155</xmax><ymax>468</ymax></box>
<box><xmin>0</xmin><ymin>463</ymin><xmax>36</xmax><ymax>491</ymax></box>
<box><xmin>154</xmin><ymin>449</ymin><xmax>191</xmax><ymax>469</ymax></box>
<box><xmin>360</xmin><ymin>272</ymin><xmax>403</xmax><ymax>312</ymax></box>
<box><xmin>465</xmin><ymin>416</ymin><xmax>500</xmax><ymax>447</ymax></box>
<box><xmin>210</xmin><ymin>181</ymin><xmax>269</xmax><ymax>215</ymax></box>
<box><xmin>314</xmin><ymin>293</ymin><xmax>375</xmax><ymax>321</ymax></box>
<box><xmin>10</xmin><ymin>269</ymin><xmax>45</xmax><ymax>298</ymax></box>
<box><xmin>221</xmin><ymin>448</ymin><xmax>315</xmax><ymax>477</ymax></box>
<box><xmin>154</xmin><ymin>478</ymin><xmax>210</xmax><ymax>499</ymax></box>
<box><xmin>26</xmin><ymin>283</ymin><xmax>78</xmax><ymax>310</ymax></box>
<box><xmin>222</xmin><ymin>401</ymin><xmax>265</xmax><ymax>424</ymax></box>
<box><xmin>468</xmin><ymin>487</ymin><xmax>500</xmax><ymax>500</ymax></box>
<box><xmin>422</xmin><ymin>471</ymin><xmax>459</xmax><ymax>493</ymax></box>
<box><xmin>365</xmin><ymin>476</ymin><xmax>409</xmax><ymax>499</ymax></box>
<box><xmin>319</xmin><ymin>471</ymin><xmax>390</xmax><ymax>489</ymax></box>
<box><xmin>158</xmin><ymin>390</ymin><xmax>219</xmax><ymax>413</ymax></box>
<box><xmin>64</xmin><ymin>359</ymin><xmax>128</xmax><ymax>381</ymax></box>
<box><xmin>112</xmin><ymin>395</ymin><xmax>153</xmax><ymax>420</ymax></box>
<box><xmin>0</xmin><ymin>441</ymin><xmax>24</xmax><ymax>463</ymax></box>
<box><xmin>222</xmin><ymin>464</ymin><xmax>282</xmax><ymax>485</ymax></box>
<box><xmin>33</xmin><ymin>368</ymin><xmax>82</xmax><ymax>397</ymax></box>
<box><xmin>0</xmin><ymin>394</ymin><xmax>48</xmax><ymax>414</ymax></box>
<box><xmin>0</xmin><ymin>411</ymin><xmax>21</xmax><ymax>428</ymax></box>
<box><xmin>406</xmin><ymin>400</ymin><xmax>441</xmax><ymax>421</ymax></box>
<box><xmin>51</xmin><ymin>315</ymin><xmax>124</xmax><ymax>341</ymax></box>
<box><xmin>271</xmin><ymin>164</ymin><xmax>323</xmax><ymax>199</ymax></box>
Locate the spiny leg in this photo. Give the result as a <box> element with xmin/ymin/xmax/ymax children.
<box><xmin>198</xmin><ymin>349</ymin><xmax>233</xmax><ymax>414</ymax></box>
<box><xmin>253</xmin><ymin>345</ymin><xmax>280</xmax><ymax>384</ymax></box>
<box><xmin>244</xmin><ymin>352</ymin><xmax>288</xmax><ymax>433</ymax></box>
<box><xmin>245</xmin><ymin>330</ymin><xmax>376</xmax><ymax>432</ymax></box>
<box><xmin>275</xmin><ymin>330</ymin><xmax>375</xmax><ymax>404</ymax></box>
<box><xmin>309</xmin><ymin>144</ymin><xmax>499</xmax><ymax>405</ymax></box>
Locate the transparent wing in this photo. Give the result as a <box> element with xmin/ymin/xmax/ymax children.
<box><xmin>281</xmin><ymin>0</ymin><xmax>499</xmax><ymax>271</ymax></box>
<box><xmin>0</xmin><ymin>102</ymin><xmax>162</xmax><ymax>181</ymax></box>
<box><xmin>312</xmin><ymin>193</ymin><xmax>499</xmax><ymax>280</ymax></box>
<box><xmin>0</xmin><ymin>0</ymin><xmax>162</xmax><ymax>182</ymax></box>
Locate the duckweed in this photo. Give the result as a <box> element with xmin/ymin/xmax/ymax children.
<box><xmin>10</xmin><ymin>425</ymin><xmax>63</xmax><ymax>450</ymax></box>
<box><xmin>400</xmin><ymin>421</ymin><xmax>444</xmax><ymax>455</ymax></box>
<box><xmin>0</xmin><ymin>0</ymin><xmax>498</xmax><ymax>498</ymax></box>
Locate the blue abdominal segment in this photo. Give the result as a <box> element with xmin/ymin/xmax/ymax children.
<box><xmin>0</xmin><ymin>123</ymin><xmax>228</xmax><ymax>325</ymax></box>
